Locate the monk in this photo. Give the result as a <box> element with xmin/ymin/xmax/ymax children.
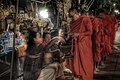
<box><xmin>91</xmin><ymin>11</ymin><xmax>104</xmax><ymax>71</ymax></box>
<box><xmin>91</xmin><ymin>9</ymin><xmax>109</xmax><ymax>66</ymax></box>
<box><xmin>89</xmin><ymin>12</ymin><xmax>99</xmax><ymax>62</ymax></box>
<box><xmin>67</xmin><ymin>8</ymin><xmax>94</xmax><ymax>80</ymax></box>
<box><xmin>110</xmin><ymin>11</ymin><xmax>118</xmax><ymax>45</ymax></box>
<box><xmin>102</xmin><ymin>8</ymin><xmax>112</xmax><ymax>56</ymax></box>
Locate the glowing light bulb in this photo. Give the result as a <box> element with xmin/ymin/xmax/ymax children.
<box><xmin>40</xmin><ymin>9</ymin><xmax>48</xmax><ymax>18</ymax></box>
<box><xmin>113</xmin><ymin>3</ymin><xmax>116</xmax><ymax>6</ymax></box>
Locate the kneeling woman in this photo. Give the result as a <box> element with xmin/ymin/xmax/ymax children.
<box><xmin>23</xmin><ymin>31</ymin><xmax>44</xmax><ymax>80</ymax></box>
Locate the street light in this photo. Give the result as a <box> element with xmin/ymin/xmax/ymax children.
<box><xmin>113</xmin><ymin>3</ymin><xmax>116</xmax><ymax>6</ymax></box>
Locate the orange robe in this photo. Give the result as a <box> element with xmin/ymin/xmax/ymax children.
<box><xmin>102</xmin><ymin>15</ymin><xmax>112</xmax><ymax>56</ymax></box>
<box><xmin>68</xmin><ymin>16</ymin><xmax>93</xmax><ymax>80</ymax></box>
<box><xmin>92</xmin><ymin>18</ymin><xmax>103</xmax><ymax>63</ymax></box>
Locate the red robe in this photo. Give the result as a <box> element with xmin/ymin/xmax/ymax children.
<box><xmin>110</xmin><ymin>15</ymin><xmax>117</xmax><ymax>45</ymax></box>
<box><xmin>102</xmin><ymin>15</ymin><xmax>112</xmax><ymax>56</ymax></box>
<box><xmin>92</xmin><ymin>18</ymin><xmax>103</xmax><ymax>63</ymax></box>
<box><xmin>68</xmin><ymin>16</ymin><xmax>93</xmax><ymax>80</ymax></box>
<box><xmin>115</xmin><ymin>19</ymin><xmax>119</xmax><ymax>32</ymax></box>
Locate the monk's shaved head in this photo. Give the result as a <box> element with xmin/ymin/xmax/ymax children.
<box><xmin>69</xmin><ymin>7</ymin><xmax>79</xmax><ymax>14</ymax></box>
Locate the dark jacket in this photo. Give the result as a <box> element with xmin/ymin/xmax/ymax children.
<box><xmin>23</xmin><ymin>44</ymin><xmax>44</xmax><ymax>80</ymax></box>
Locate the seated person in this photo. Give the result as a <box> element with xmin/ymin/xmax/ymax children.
<box><xmin>37</xmin><ymin>37</ymin><xmax>65</xmax><ymax>80</ymax></box>
<box><xmin>23</xmin><ymin>31</ymin><xmax>44</xmax><ymax>80</ymax></box>
<box><xmin>42</xmin><ymin>32</ymin><xmax>51</xmax><ymax>47</ymax></box>
<box><xmin>37</xmin><ymin>50</ymin><xmax>64</xmax><ymax>80</ymax></box>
